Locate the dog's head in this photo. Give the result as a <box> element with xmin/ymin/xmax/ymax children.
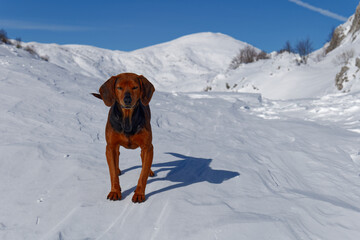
<box><xmin>96</xmin><ymin>73</ymin><xmax>155</xmax><ymax>108</ymax></box>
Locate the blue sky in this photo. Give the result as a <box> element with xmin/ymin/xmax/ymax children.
<box><xmin>0</xmin><ymin>0</ymin><xmax>358</xmax><ymax>52</ymax></box>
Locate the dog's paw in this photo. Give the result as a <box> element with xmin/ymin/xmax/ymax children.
<box><xmin>132</xmin><ymin>192</ymin><xmax>146</xmax><ymax>203</ymax></box>
<box><xmin>116</xmin><ymin>168</ymin><xmax>121</xmax><ymax>176</ymax></box>
<box><xmin>149</xmin><ymin>169</ymin><xmax>155</xmax><ymax>177</ymax></box>
<box><xmin>107</xmin><ymin>191</ymin><xmax>122</xmax><ymax>201</ymax></box>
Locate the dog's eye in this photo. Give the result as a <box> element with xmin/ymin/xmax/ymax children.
<box><xmin>132</xmin><ymin>87</ymin><xmax>138</xmax><ymax>90</ymax></box>
<box><xmin>117</xmin><ymin>87</ymin><xmax>123</xmax><ymax>90</ymax></box>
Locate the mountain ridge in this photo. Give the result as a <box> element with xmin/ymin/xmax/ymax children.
<box><xmin>24</xmin><ymin>32</ymin><xmax>250</xmax><ymax>93</ymax></box>
<box><xmin>4</xmin><ymin>3</ymin><xmax>360</xmax><ymax>99</ymax></box>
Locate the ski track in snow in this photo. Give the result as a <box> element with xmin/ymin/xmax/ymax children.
<box><xmin>1</xmin><ymin>32</ymin><xmax>360</xmax><ymax>239</ymax></box>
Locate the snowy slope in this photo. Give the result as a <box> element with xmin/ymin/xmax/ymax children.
<box><xmin>1</xmin><ymin>32</ymin><xmax>360</xmax><ymax>240</ymax></box>
<box><xmin>209</xmin><ymin>51</ymin><xmax>341</xmax><ymax>99</ymax></box>
<box><xmin>28</xmin><ymin>32</ymin><xmax>250</xmax><ymax>93</ymax></box>
<box><xmin>209</xmin><ymin>3</ymin><xmax>360</xmax><ymax>100</ymax></box>
<box><xmin>25</xmin><ymin>27</ymin><xmax>360</xmax><ymax>101</ymax></box>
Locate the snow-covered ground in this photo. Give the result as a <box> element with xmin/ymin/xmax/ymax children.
<box><xmin>1</xmin><ymin>10</ymin><xmax>360</xmax><ymax>239</ymax></box>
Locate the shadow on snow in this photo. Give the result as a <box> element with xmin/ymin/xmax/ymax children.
<box><xmin>121</xmin><ymin>152</ymin><xmax>240</xmax><ymax>200</ymax></box>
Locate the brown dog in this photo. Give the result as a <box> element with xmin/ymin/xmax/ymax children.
<box><xmin>92</xmin><ymin>73</ymin><xmax>155</xmax><ymax>203</ymax></box>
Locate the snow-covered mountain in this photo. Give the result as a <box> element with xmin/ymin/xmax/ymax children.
<box><xmin>28</xmin><ymin>32</ymin><xmax>250</xmax><ymax>93</ymax></box>
<box><xmin>210</xmin><ymin>3</ymin><xmax>360</xmax><ymax>99</ymax></box>
<box><xmin>19</xmin><ymin>0</ymin><xmax>360</xmax><ymax>101</ymax></box>
<box><xmin>1</xmin><ymin>3</ymin><xmax>360</xmax><ymax>240</ymax></box>
<box><xmin>25</xmin><ymin>20</ymin><xmax>360</xmax><ymax>100</ymax></box>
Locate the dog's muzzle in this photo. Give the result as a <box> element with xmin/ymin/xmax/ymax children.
<box><xmin>122</xmin><ymin>92</ymin><xmax>134</xmax><ymax>109</ymax></box>
<box><xmin>124</xmin><ymin>92</ymin><xmax>132</xmax><ymax>104</ymax></box>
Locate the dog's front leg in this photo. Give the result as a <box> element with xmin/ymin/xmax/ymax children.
<box><xmin>106</xmin><ymin>144</ymin><xmax>122</xmax><ymax>200</ymax></box>
<box><xmin>132</xmin><ymin>144</ymin><xmax>153</xmax><ymax>203</ymax></box>
<box><xmin>115</xmin><ymin>146</ymin><xmax>121</xmax><ymax>176</ymax></box>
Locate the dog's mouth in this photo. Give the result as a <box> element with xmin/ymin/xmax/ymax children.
<box><xmin>121</xmin><ymin>105</ymin><xmax>135</xmax><ymax>109</ymax></box>
<box><xmin>120</xmin><ymin>101</ymin><xmax>139</xmax><ymax>110</ymax></box>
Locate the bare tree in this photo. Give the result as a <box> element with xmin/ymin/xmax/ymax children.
<box><xmin>295</xmin><ymin>38</ymin><xmax>314</xmax><ymax>64</ymax></box>
<box><xmin>239</xmin><ymin>45</ymin><xmax>258</xmax><ymax>63</ymax></box>
<box><xmin>0</xmin><ymin>29</ymin><xmax>9</xmax><ymax>44</ymax></box>
<box><xmin>15</xmin><ymin>37</ymin><xmax>22</xmax><ymax>48</ymax></box>
<box><xmin>256</xmin><ymin>51</ymin><xmax>269</xmax><ymax>60</ymax></box>
<box><xmin>229</xmin><ymin>45</ymin><xmax>258</xmax><ymax>69</ymax></box>
<box><xmin>279</xmin><ymin>41</ymin><xmax>294</xmax><ymax>53</ymax></box>
<box><xmin>229</xmin><ymin>53</ymin><xmax>242</xmax><ymax>70</ymax></box>
<box><xmin>334</xmin><ymin>49</ymin><xmax>355</xmax><ymax>65</ymax></box>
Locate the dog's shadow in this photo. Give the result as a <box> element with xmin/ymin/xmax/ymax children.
<box><xmin>121</xmin><ymin>152</ymin><xmax>240</xmax><ymax>200</ymax></box>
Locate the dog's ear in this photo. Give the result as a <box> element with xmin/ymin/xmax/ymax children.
<box><xmin>99</xmin><ymin>76</ymin><xmax>117</xmax><ymax>107</ymax></box>
<box><xmin>138</xmin><ymin>75</ymin><xmax>155</xmax><ymax>106</ymax></box>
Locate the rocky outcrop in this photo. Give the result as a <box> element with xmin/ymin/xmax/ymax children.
<box><xmin>326</xmin><ymin>3</ymin><xmax>360</xmax><ymax>54</ymax></box>
<box><xmin>355</xmin><ymin>57</ymin><xmax>360</xmax><ymax>69</ymax></box>
<box><xmin>326</xmin><ymin>26</ymin><xmax>346</xmax><ymax>54</ymax></box>
<box><xmin>335</xmin><ymin>66</ymin><xmax>349</xmax><ymax>90</ymax></box>
<box><xmin>350</xmin><ymin>3</ymin><xmax>360</xmax><ymax>34</ymax></box>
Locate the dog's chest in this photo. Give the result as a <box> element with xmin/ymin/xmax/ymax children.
<box><xmin>115</xmin><ymin>134</ymin><xmax>139</xmax><ymax>149</ymax></box>
<box><xmin>109</xmin><ymin>102</ymin><xmax>145</xmax><ymax>136</ymax></box>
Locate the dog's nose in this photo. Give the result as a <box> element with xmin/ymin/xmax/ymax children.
<box><xmin>124</xmin><ymin>92</ymin><xmax>132</xmax><ymax>105</ymax></box>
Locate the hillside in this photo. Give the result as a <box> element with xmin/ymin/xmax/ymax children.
<box><xmin>18</xmin><ymin>8</ymin><xmax>360</xmax><ymax>101</ymax></box>
<box><xmin>28</xmin><ymin>32</ymin><xmax>249</xmax><ymax>93</ymax></box>
<box><xmin>210</xmin><ymin>3</ymin><xmax>360</xmax><ymax>99</ymax></box>
<box><xmin>1</xmin><ymin>5</ymin><xmax>360</xmax><ymax>239</ymax></box>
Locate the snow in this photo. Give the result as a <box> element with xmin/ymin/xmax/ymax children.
<box><xmin>1</xmin><ymin>26</ymin><xmax>360</xmax><ymax>239</ymax></box>
<box><xmin>28</xmin><ymin>32</ymin><xmax>250</xmax><ymax>93</ymax></box>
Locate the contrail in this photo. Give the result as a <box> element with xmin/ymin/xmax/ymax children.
<box><xmin>289</xmin><ymin>0</ymin><xmax>348</xmax><ymax>21</ymax></box>
<box><xmin>0</xmin><ymin>19</ymin><xmax>93</xmax><ymax>31</ymax></box>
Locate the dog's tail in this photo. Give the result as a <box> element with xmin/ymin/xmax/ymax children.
<box><xmin>91</xmin><ymin>93</ymin><xmax>102</xmax><ymax>99</ymax></box>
